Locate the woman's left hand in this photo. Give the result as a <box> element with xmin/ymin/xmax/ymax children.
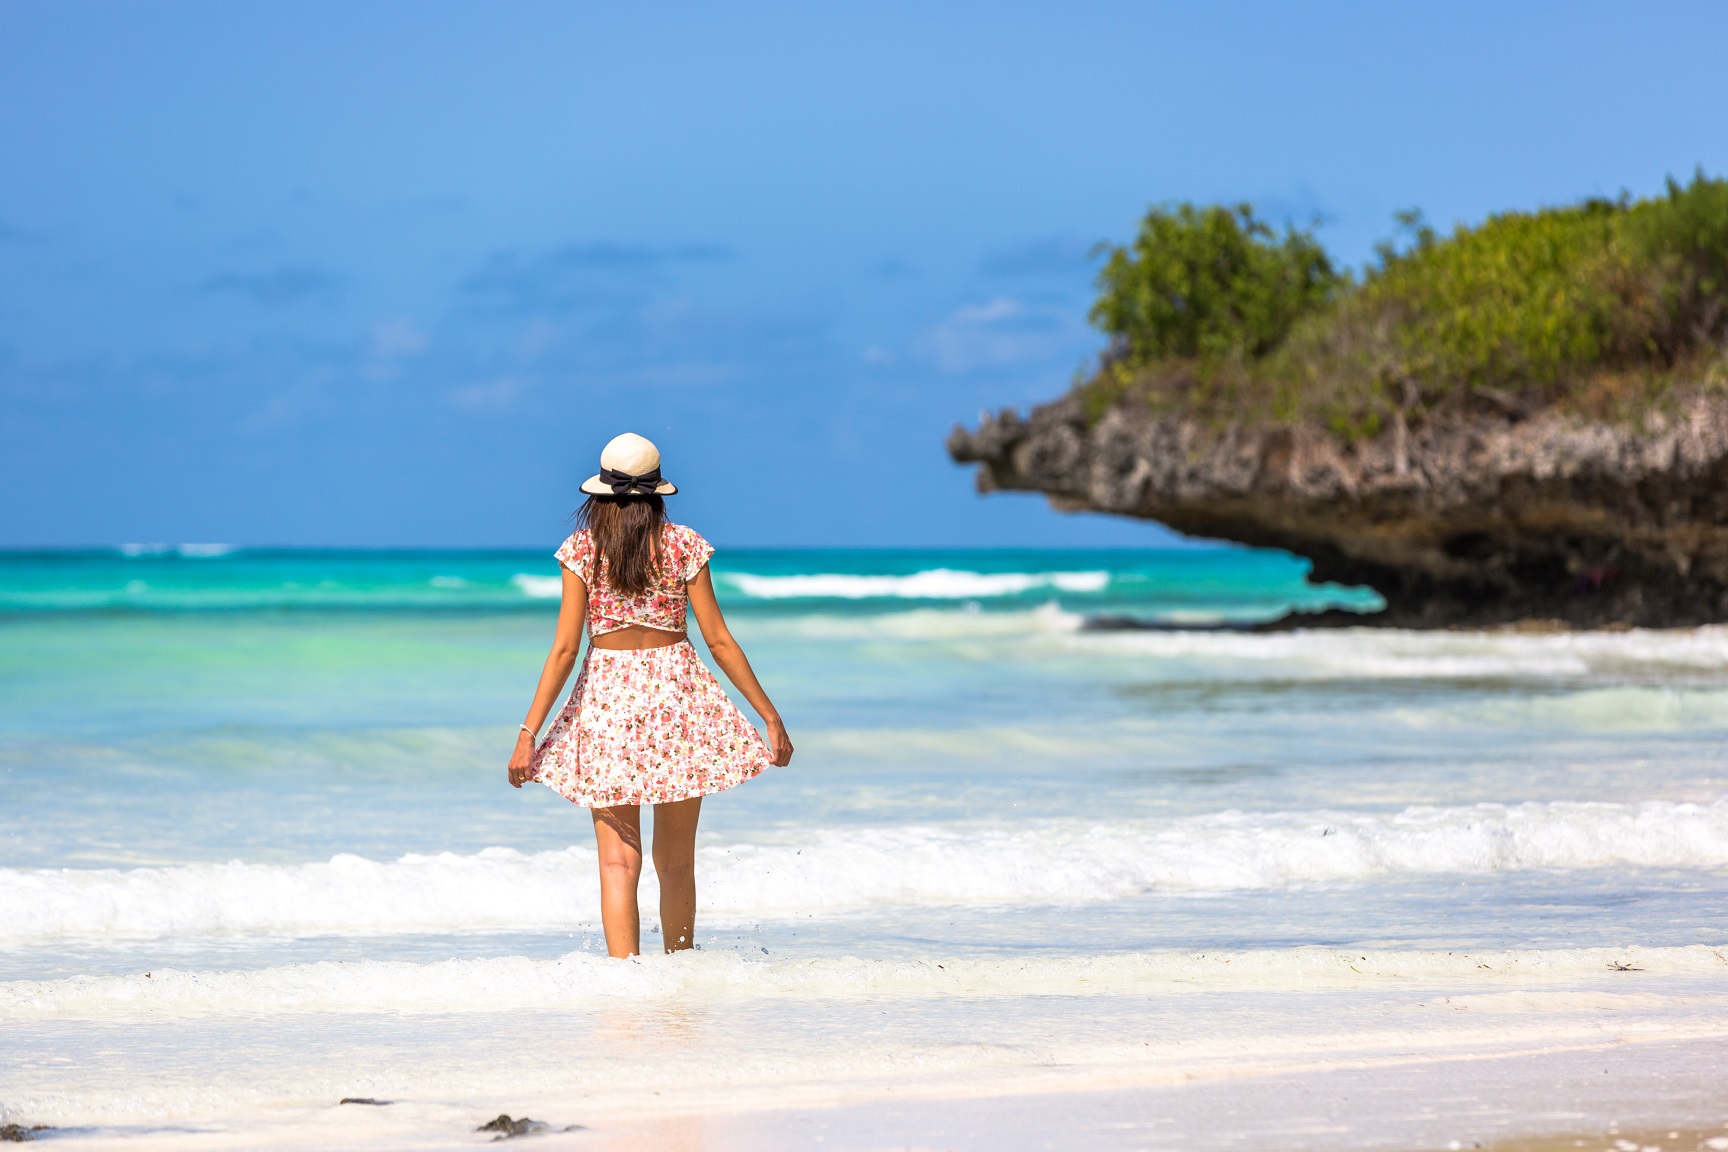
<box><xmin>766</xmin><ymin>718</ymin><xmax>794</xmax><ymax>767</ymax></box>
<box><xmin>507</xmin><ymin>732</ymin><xmax>537</xmax><ymax>788</ymax></box>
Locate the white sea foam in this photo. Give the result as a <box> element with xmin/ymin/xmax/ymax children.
<box><xmin>746</xmin><ymin>607</ymin><xmax>1728</xmax><ymax>682</ymax></box>
<box><xmin>1076</xmin><ymin>617</ymin><xmax>1728</xmax><ymax>682</ymax></box>
<box><xmin>723</xmin><ymin>569</ymin><xmax>1110</xmax><ymax>599</ymax></box>
<box><xmin>116</xmin><ymin>543</ymin><xmax>239</xmax><ymax>558</ymax></box>
<box><xmin>6</xmin><ymin>944</ymin><xmax>1724</xmax><ymax>1020</ymax></box>
<box><xmin>510</xmin><ymin>572</ymin><xmax>563</xmax><ymax>598</ymax></box>
<box><xmin>1081</xmin><ymin>624</ymin><xmax>1728</xmax><ymax>678</ymax></box>
<box><xmin>5</xmin><ymin>801</ymin><xmax>1726</xmax><ymax>947</ymax></box>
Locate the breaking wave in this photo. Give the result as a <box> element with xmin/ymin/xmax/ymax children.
<box><xmin>509</xmin><ymin>573</ymin><xmax>562</xmax><ymax>599</ymax></box>
<box><xmin>5</xmin><ymin>800</ymin><xmax>1726</xmax><ymax>947</ymax></box>
<box><xmin>720</xmin><ymin>569</ymin><xmax>1111</xmax><ymax>600</ymax></box>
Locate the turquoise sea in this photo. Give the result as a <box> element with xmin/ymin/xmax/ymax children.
<box><xmin>3</xmin><ymin>543</ymin><xmax>1728</xmax><ymax>1147</ymax></box>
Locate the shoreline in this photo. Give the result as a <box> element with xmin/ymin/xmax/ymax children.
<box><xmin>584</xmin><ymin>1037</ymin><xmax>1728</xmax><ymax>1151</ymax></box>
<box><xmin>16</xmin><ymin>1034</ymin><xmax>1728</xmax><ymax>1151</ymax></box>
<box><xmin>8</xmin><ymin>941</ymin><xmax>1728</xmax><ymax>1146</ymax></box>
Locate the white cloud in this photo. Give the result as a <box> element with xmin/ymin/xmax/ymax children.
<box><xmin>362</xmin><ymin>319</ymin><xmax>430</xmax><ymax>381</ymax></box>
<box><xmin>370</xmin><ymin>319</ymin><xmax>428</xmax><ymax>359</ymax></box>
<box><xmin>917</xmin><ymin>297</ymin><xmax>1085</xmax><ymax>374</ymax></box>
<box><xmin>446</xmin><ymin>376</ymin><xmax>519</xmax><ymax>411</ymax></box>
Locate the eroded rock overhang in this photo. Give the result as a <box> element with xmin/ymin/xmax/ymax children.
<box><xmin>948</xmin><ymin>397</ymin><xmax>1728</xmax><ymax>628</ymax></box>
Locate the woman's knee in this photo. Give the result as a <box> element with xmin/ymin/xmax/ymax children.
<box><xmin>597</xmin><ymin>854</ymin><xmax>642</xmax><ymax>890</ymax></box>
<box><xmin>591</xmin><ymin>807</ymin><xmax>643</xmax><ymax>864</ymax></box>
<box><xmin>650</xmin><ymin>831</ymin><xmax>695</xmax><ymax>873</ymax></box>
<box><xmin>595</xmin><ymin>835</ymin><xmax>643</xmax><ymax>875</ymax></box>
<box><xmin>653</xmin><ymin>856</ymin><xmax>695</xmax><ymax>888</ymax></box>
<box><xmin>651</xmin><ymin>798</ymin><xmax>700</xmax><ymax>869</ymax></box>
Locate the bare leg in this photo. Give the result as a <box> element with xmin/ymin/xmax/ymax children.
<box><xmin>591</xmin><ymin>805</ymin><xmax>643</xmax><ymax>958</ymax></box>
<box><xmin>651</xmin><ymin>797</ymin><xmax>702</xmax><ymax>952</ymax></box>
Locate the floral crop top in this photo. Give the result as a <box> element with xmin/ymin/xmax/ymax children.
<box><xmin>554</xmin><ymin>523</ymin><xmax>715</xmax><ymax>636</ymax></box>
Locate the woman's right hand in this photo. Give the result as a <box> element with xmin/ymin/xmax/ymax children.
<box><xmin>765</xmin><ymin>718</ymin><xmax>794</xmax><ymax>767</ymax></box>
<box><xmin>507</xmin><ymin>732</ymin><xmax>536</xmax><ymax>788</ymax></box>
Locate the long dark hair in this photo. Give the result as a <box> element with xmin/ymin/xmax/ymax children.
<box><xmin>575</xmin><ymin>494</ymin><xmax>667</xmax><ymax>596</ymax></box>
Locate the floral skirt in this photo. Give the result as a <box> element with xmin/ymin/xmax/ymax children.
<box><xmin>531</xmin><ymin>640</ymin><xmax>771</xmax><ymax>808</ymax></box>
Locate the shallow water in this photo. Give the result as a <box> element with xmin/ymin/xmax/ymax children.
<box><xmin>2</xmin><ymin>545</ymin><xmax>1726</xmax><ymax>1143</ymax></box>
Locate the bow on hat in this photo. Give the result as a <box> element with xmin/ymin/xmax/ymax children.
<box><xmin>599</xmin><ymin>466</ymin><xmax>665</xmax><ymax>496</ymax></box>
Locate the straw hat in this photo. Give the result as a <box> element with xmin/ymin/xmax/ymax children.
<box><xmin>580</xmin><ymin>432</ymin><xmax>679</xmax><ymax>496</ymax></box>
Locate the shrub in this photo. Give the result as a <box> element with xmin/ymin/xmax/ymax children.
<box><xmin>1078</xmin><ymin>174</ymin><xmax>1728</xmax><ymax>435</ymax></box>
<box><xmin>1089</xmin><ymin>202</ymin><xmax>1341</xmax><ymax>363</ymax></box>
<box><xmin>1622</xmin><ymin>170</ymin><xmax>1728</xmax><ymax>361</ymax></box>
<box><xmin>1356</xmin><ymin>199</ymin><xmax>1624</xmax><ymax>399</ymax></box>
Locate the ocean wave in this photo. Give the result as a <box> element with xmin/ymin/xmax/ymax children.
<box><xmin>5</xmin><ymin>801</ymin><xmax>1726</xmax><ymax>946</ymax></box>
<box><xmin>116</xmin><ymin>543</ymin><xmax>239</xmax><ymax>558</ymax></box>
<box><xmin>1072</xmin><ymin>620</ymin><xmax>1728</xmax><ymax>683</ymax></box>
<box><xmin>1074</xmin><ymin>627</ymin><xmax>1728</xmax><ymax>678</ymax></box>
<box><xmin>721</xmin><ymin>569</ymin><xmax>1110</xmax><ymax>600</ymax></box>
<box><xmin>744</xmin><ymin>609</ymin><xmax>1728</xmax><ymax>683</ymax></box>
<box><xmin>0</xmin><ymin>572</ymin><xmax>567</xmax><ymax>611</ymax></box>
<box><xmin>4</xmin><ymin>945</ymin><xmax>1721</xmax><ymax>1019</ymax></box>
<box><xmin>509</xmin><ymin>573</ymin><xmax>562</xmax><ymax>599</ymax></box>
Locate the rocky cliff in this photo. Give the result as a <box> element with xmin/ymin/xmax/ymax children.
<box><xmin>948</xmin><ymin>396</ymin><xmax>1728</xmax><ymax>628</ymax></box>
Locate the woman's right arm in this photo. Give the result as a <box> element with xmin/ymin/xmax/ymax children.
<box><xmin>507</xmin><ymin>567</ymin><xmax>588</xmax><ymax>788</ymax></box>
<box><xmin>687</xmin><ymin>566</ymin><xmax>793</xmax><ymax>767</ymax></box>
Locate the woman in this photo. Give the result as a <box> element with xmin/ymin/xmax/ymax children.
<box><xmin>507</xmin><ymin>433</ymin><xmax>793</xmax><ymax>958</ymax></box>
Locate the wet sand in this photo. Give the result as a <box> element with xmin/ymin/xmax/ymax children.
<box><xmin>568</xmin><ymin>1035</ymin><xmax>1728</xmax><ymax>1152</ymax></box>
<box><xmin>25</xmin><ymin>1033</ymin><xmax>1724</xmax><ymax>1151</ymax></box>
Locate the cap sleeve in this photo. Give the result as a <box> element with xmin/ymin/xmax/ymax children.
<box><xmin>554</xmin><ymin>531</ymin><xmax>595</xmax><ymax>583</ymax></box>
<box><xmin>676</xmin><ymin>526</ymin><xmax>714</xmax><ymax>581</ymax></box>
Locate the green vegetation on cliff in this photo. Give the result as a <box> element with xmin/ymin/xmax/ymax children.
<box><xmin>1091</xmin><ymin>203</ymin><xmax>1342</xmax><ymax>360</ymax></box>
<box><xmin>1081</xmin><ymin>172</ymin><xmax>1728</xmax><ymax>436</ymax></box>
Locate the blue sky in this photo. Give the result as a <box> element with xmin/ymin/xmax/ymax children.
<box><xmin>3</xmin><ymin>1</ymin><xmax>1727</xmax><ymax>548</ymax></box>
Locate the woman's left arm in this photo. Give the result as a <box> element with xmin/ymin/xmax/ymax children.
<box><xmin>507</xmin><ymin>567</ymin><xmax>588</xmax><ymax>788</ymax></box>
<box><xmin>687</xmin><ymin>566</ymin><xmax>793</xmax><ymax>767</ymax></box>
